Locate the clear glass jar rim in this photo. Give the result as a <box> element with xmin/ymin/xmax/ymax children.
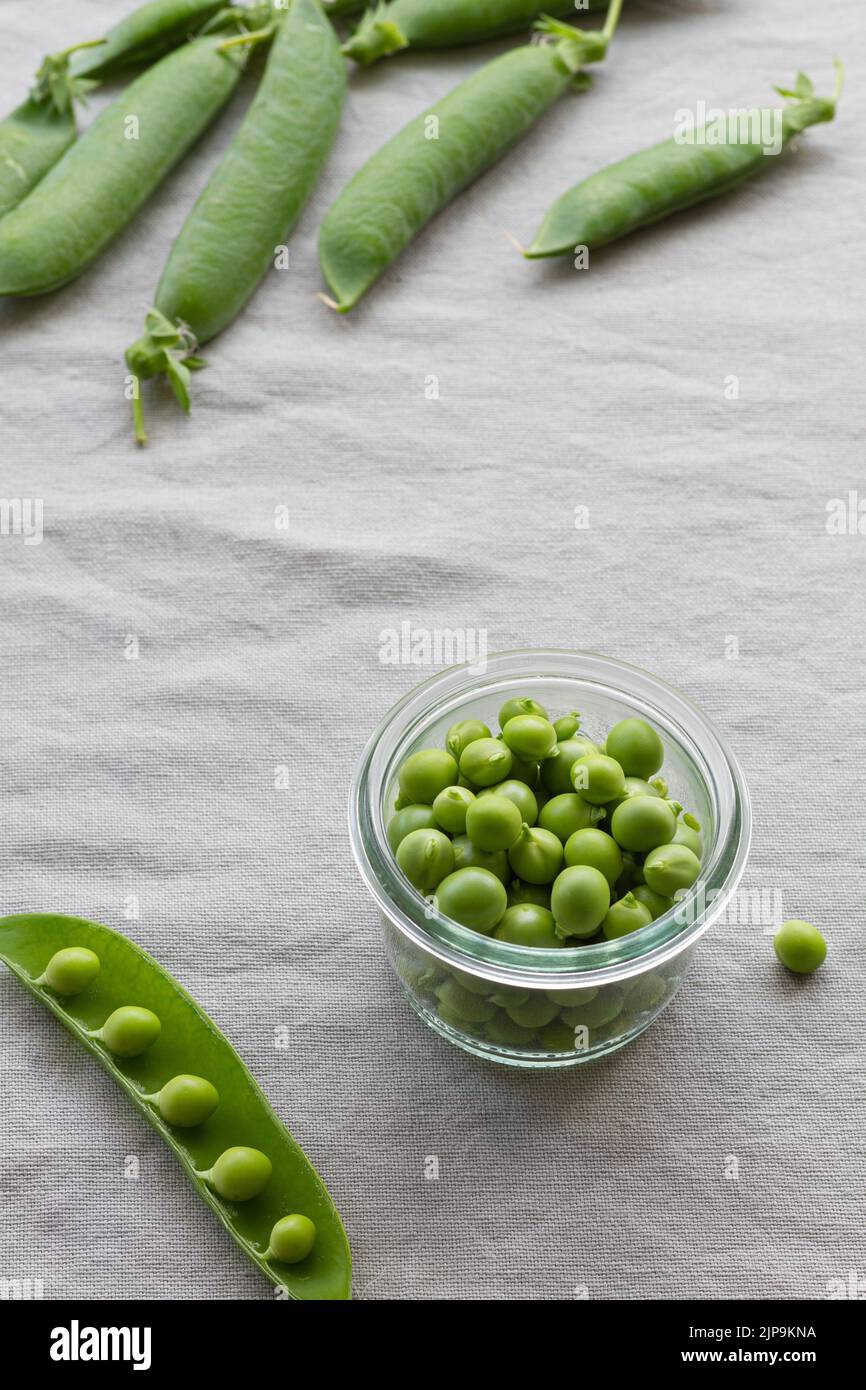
<box><xmin>349</xmin><ymin>649</ymin><xmax>752</xmax><ymax>989</ymax></box>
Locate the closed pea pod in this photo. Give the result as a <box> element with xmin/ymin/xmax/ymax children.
<box><xmin>525</xmin><ymin>64</ymin><xmax>842</xmax><ymax>260</ymax></box>
<box><xmin>343</xmin><ymin>0</ymin><xmax>608</xmax><ymax>66</ymax></box>
<box><xmin>125</xmin><ymin>0</ymin><xmax>347</xmax><ymax>440</ymax></box>
<box><xmin>319</xmin><ymin>6</ymin><xmax>621</xmax><ymax>312</ymax></box>
<box><xmin>69</xmin><ymin>0</ymin><xmax>230</xmax><ymax>79</ymax></box>
<box><xmin>0</xmin><ymin>913</ymin><xmax>350</xmax><ymax>1299</ymax></box>
<box><xmin>0</xmin><ymin>34</ymin><xmax>249</xmax><ymax>297</ymax></box>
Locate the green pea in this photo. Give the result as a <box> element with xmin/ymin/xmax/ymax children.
<box><xmin>540</xmin><ymin>735</ymin><xmax>599</xmax><ymax>794</ymax></box>
<box><xmin>550</xmin><ymin>865</ymin><xmax>610</xmax><ymax>939</ymax></box>
<box><xmin>480</xmin><ymin>779</ymin><xmax>538</xmax><ymax>825</ymax></box>
<box><xmin>150</xmin><ymin>1074</ymin><xmax>219</xmax><ymax>1128</ymax></box>
<box><xmin>397</xmin><ymin>748</ymin><xmax>459</xmax><ymax>804</ymax></box>
<box><xmin>601</xmin><ymin>891</ymin><xmax>653</xmax><ymax>940</ymax></box>
<box><xmin>571</xmin><ymin>753</ymin><xmax>626</xmax><ymax>806</ymax></box>
<box><xmin>435</xmin><ymin>867</ymin><xmax>507</xmax><ymax>934</ymax></box>
<box><xmin>552</xmin><ymin>711</ymin><xmax>581</xmax><ymax>740</ymax></box>
<box><xmin>504</xmin><ymin>994</ymin><xmax>559</xmax><ymax>1029</ymax></box>
<box><xmin>266</xmin><ymin>1213</ymin><xmax>317</xmax><ymax>1264</ymax></box>
<box><xmin>387</xmin><ymin>803</ymin><xmax>437</xmax><ymax>851</ymax></box>
<box><xmin>449</xmin><ymin>967</ymin><xmax>497</xmax><ymax>997</ymax></box>
<box><xmin>459</xmin><ymin>737</ymin><xmax>512</xmax><ymax>787</ymax></box>
<box><xmin>561</xmin><ymin>986</ymin><xmax>623</xmax><ymax>1029</ymax></box>
<box><xmin>539</xmin><ymin>792</ymin><xmax>602</xmax><ymax>843</ymax></box>
<box><xmin>614</xmin><ymin>851</ymin><xmax>645</xmax><ymax>895</ymax></box>
<box><xmin>436</xmin><ymin>1000</ymin><xmax>474</xmax><ymax>1032</ymax></box>
<box><xmin>497</xmin><ymin>695</ymin><xmax>548</xmax><ymax>728</ymax></box>
<box><xmin>672</xmin><ymin>816</ymin><xmax>704</xmax><ymax>859</ymax></box>
<box><xmin>563</xmin><ymin>828</ymin><xmax>623</xmax><ymax>887</ymax></box>
<box><xmin>452</xmin><ymin>835</ymin><xmax>510</xmax><ymax>885</ymax></box>
<box><xmin>544</xmin><ymin>984</ymin><xmax>598</xmax><ymax>1007</ymax></box>
<box><xmin>445</xmin><ymin>718</ymin><xmax>491</xmax><ymax>761</ymax></box>
<box><xmin>508</xmin><ymin>825</ymin><xmax>563</xmax><ymax>884</ymax></box>
<box><xmin>432</xmin><ymin>785</ymin><xmax>475</xmax><ymax>835</ymax></box>
<box><xmin>501</xmin><ymin>714</ymin><xmax>558</xmax><ymax>761</ymax></box>
<box><xmin>602</xmin><ymin>717</ymin><xmax>664</xmax><ymax>779</ymax></box>
<box><xmin>610</xmin><ymin>795</ymin><xmax>677</xmax><ymax>852</ymax></box>
<box><xmin>642</xmin><ymin>843</ymin><xmax>701</xmax><ymax>896</ymax></box>
<box><xmin>537</xmin><ymin>1018</ymin><xmax>577</xmax><ymax>1052</ymax></box>
<box><xmin>436</xmin><ymin>978</ymin><xmax>496</xmax><ymax>1023</ymax></box>
<box><xmin>489</xmin><ymin>984</ymin><xmax>530</xmax><ymax>1007</ymax></box>
<box><xmin>773</xmin><ymin>919</ymin><xmax>827</xmax><ymax>974</ymax></box>
<box><xmin>607</xmin><ymin>775</ymin><xmax>661</xmax><ymax>813</ymax></box>
<box><xmin>98</xmin><ymin>1006</ymin><xmax>161</xmax><ymax>1058</ymax></box>
<box><xmin>631</xmin><ymin>884</ymin><xmax>674</xmax><ymax>920</ymax></box>
<box><xmin>622</xmin><ymin>972</ymin><xmax>667</xmax><ymax>1012</ymax></box>
<box><xmin>465</xmin><ymin>793</ymin><xmax>522</xmax><ymax>852</ymax></box>
<box><xmin>497</xmin><ymin>745</ymin><xmax>539</xmax><ymax>787</ymax></box>
<box><xmin>38</xmin><ymin>946</ymin><xmax>100</xmax><ymax>996</ymax></box>
<box><xmin>507</xmin><ymin>879</ymin><xmax>552</xmax><ymax>909</ymax></box>
<box><xmin>485</xmin><ymin>1011</ymin><xmax>537</xmax><ymax>1046</ymax></box>
<box><xmin>205</xmin><ymin>1146</ymin><xmax>272</xmax><ymax>1202</ymax></box>
<box><xmin>396</xmin><ymin>827</ymin><xmax>455</xmax><ymax>895</ymax></box>
<box><xmin>493</xmin><ymin>904</ymin><xmax>561</xmax><ymax>949</ymax></box>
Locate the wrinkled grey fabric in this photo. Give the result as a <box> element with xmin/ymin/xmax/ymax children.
<box><xmin>1</xmin><ymin>0</ymin><xmax>864</xmax><ymax>1301</ymax></box>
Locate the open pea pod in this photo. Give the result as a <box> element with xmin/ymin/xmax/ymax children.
<box><xmin>0</xmin><ymin>913</ymin><xmax>351</xmax><ymax>1301</ymax></box>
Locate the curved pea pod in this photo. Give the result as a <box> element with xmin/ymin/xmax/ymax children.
<box><xmin>319</xmin><ymin>21</ymin><xmax>612</xmax><ymax>312</ymax></box>
<box><xmin>344</xmin><ymin>0</ymin><xmax>606</xmax><ymax>66</ymax></box>
<box><xmin>525</xmin><ymin>64</ymin><xmax>842</xmax><ymax>260</ymax></box>
<box><xmin>0</xmin><ymin>35</ymin><xmax>248</xmax><ymax>298</ymax></box>
<box><xmin>69</xmin><ymin>0</ymin><xmax>227</xmax><ymax>78</ymax></box>
<box><xmin>0</xmin><ymin>913</ymin><xmax>351</xmax><ymax>1300</ymax></box>
<box><xmin>125</xmin><ymin>0</ymin><xmax>346</xmax><ymax>441</ymax></box>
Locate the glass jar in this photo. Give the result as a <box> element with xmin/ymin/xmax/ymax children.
<box><xmin>349</xmin><ymin>650</ymin><xmax>751</xmax><ymax>1069</ymax></box>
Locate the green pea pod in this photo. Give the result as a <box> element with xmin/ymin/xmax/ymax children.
<box><xmin>525</xmin><ymin>63</ymin><xmax>843</xmax><ymax>259</ymax></box>
<box><xmin>319</xmin><ymin>6</ymin><xmax>621</xmax><ymax>312</ymax></box>
<box><xmin>0</xmin><ymin>35</ymin><xmax>249</xmax><ymax>298</ymax></box>
<box><xmin>0</xmin><ymin>43</ymin><xmax>104</xmax><ymax>220</ymax></box>
<box><xmin>344</xmin><ymin>0</ymin><xmax>606</xmax><ymax>66</ymax></box>
<box><xmin>323</xmin><ymin>0</ymin><xmax>367</xmax><ymax>16</ymax></box>
<box><xmin>69</xmin><ymin>0</ymin><xmax>228</xmax><ymax>78</ymax></box>
<box><xmin>0</xmin><ymin>913</ymin><xmax>352</xmax><ymax>1300</ymax></box>
<box><xmin>125</xmin><ymin>0</ymin><xmax>346</xmax><ymax>442</ymax></box>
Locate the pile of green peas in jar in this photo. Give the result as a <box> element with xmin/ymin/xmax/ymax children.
<box><xmin>388</xmin><ymin>700</ymin><xmax>704</xmax><ymax>949</ymax></box>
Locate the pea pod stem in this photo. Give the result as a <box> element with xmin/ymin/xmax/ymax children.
<box><xmin>218</xmin><ymin>23</ymin><xmax>277</xmax><ymax>51</ymax></box>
